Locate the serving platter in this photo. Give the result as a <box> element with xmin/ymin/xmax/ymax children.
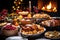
<box><xmin>19</xmin><ymin>27</ymin><xmax>46</xmax><ymax>38</ymax></box>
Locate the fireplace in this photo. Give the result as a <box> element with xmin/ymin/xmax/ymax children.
<box><xmin>38</xmin><ymin>0</ymin><xmax>57</xmax><ymax>12</ymax></box>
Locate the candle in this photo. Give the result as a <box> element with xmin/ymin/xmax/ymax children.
<box><xmin>29</xmin><ymin>1</ymin><xmax>31</xmax><ymax>13</ymax></box>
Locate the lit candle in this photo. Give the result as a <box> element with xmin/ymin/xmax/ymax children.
<box><xmin>29</xmin><ymin>1</ymin><xmax>31</xmax><ymax>13</ymax></box>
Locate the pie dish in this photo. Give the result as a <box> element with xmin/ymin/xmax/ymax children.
<box><xmin>45</xmin><ymin>31</ymin><xmax>60</xmax><ymax>39</ymax></box>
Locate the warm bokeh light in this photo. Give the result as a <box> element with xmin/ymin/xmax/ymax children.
<box><xmin>12</xmin><ymin>6</ymin><xmax>15</xmax><ymax>8</ymax></box>
<box><xmin>20</xmin><ymin>0</ymin><xmax>23</xmax><ymax>2</ymax></box>
<box><xmin>14</xmin><ymin>1</ymin><xmax>16</xmax><ymax>4</ymax></box>
<box><xmin>15</xmin><ymin>0</ymin><xmax>17</xmax><ymax>1</ymax></box>
<box><xmin>17</xmin><ymin>6</ymin><xmax>20</xmax><ymax>8</ymax></box>
<box><xmin>14</xmin><ymin>8</ymin><xmax>16</xmax><ymax>10</ymax></box>
<box><xmin>19</xmin><ymin>2</ymin><xmax>21</xmax><ymax>4</ymax></box>
<box><xmin>17</xmin><ymin>8</ymin><xmax>19</xmax><ymax>10</ymax></box>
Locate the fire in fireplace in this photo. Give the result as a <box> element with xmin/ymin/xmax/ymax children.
<box><xmin>38</xmin><ymin>0</ymin><xmax>57</xmax><ymax>12</ymax></box>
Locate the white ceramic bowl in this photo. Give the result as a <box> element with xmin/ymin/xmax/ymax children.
<box><xmin>6</xmin><ymin>36</ymin><xmax>28</xmax><ymax>40</ymax></box>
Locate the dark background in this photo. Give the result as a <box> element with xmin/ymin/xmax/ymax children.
<box><xmin>0</xmin><ymin>0</ymin><xmax>58</xmax><ymax>12</ymax></box>
<box><xmin>0</xmin><ymin>0</ymin><xmax>59</xmax><ymax>16</ymax></box>
<box><xmin>0</xmin><ymin>0</ymin><xmax>14</xmax><ymax>12</ymax></box>
<box><xmin>0</xmin><ymin>0</ymin><xmax>37</xmax><ymax>12</ymax></box>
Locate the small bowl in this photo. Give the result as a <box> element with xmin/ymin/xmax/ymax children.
<box><xmin>2</xmin><ymin>27</ymin><xmax>18</xmax><ymax>36</ymax></box>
